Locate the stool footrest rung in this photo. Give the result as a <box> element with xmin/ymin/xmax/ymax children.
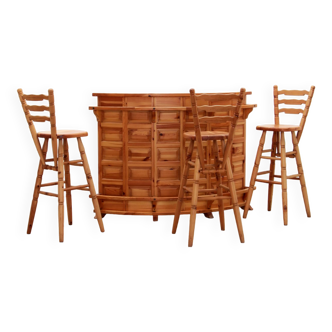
<box><xmin>273</xmin><ymin>174</ymin><xmax>301</xmax><ymax>180</ymax></box>
<box><xmin>201</xmin><ymin>169</ymin><xmax>226</xmax><ymax>175</ymax></box>
<box><xmin>40</xmin><ymin>181</ymin><xmax>58</xmax><ymax>187</ymax></box>
<box><xmin>40</xmin><ymin>191</ymin><xmax>58</xmax><ymax>197</ymax></box>
<box><xmin>64</xmin><ymin>159</ymin><xmax>84</xmax><ymax>166</ymax></box>
<box><xmin>257</xmin><ymin>170</ymin><xmax>271</xmax><ymax>176</ymax></box>
<box><xmin>256</xmin><ymin>179</ymin><xmax>281</xmax><ymax>185</ymax></box>
<box><xmin>64</xmin><ymin>184</ymin><xmax>89</xmax><ymax>191</ymax></box>
<box><xmin>262</xmin><ymin>149</ymin><xmax>272</xmax><ymax>153</ymax></box>
<box><xmin>261</xmin><ymin>156</ymin><xmax>281</xmax><ymax>161</ymax></box>
<box><xmin>197</xmin><ymin>195</ymin><xmax>230</xmax><ymax>201</ymax></box>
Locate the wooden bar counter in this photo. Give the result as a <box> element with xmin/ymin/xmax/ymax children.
<box><xmin>90</xmin><ymin>92</ymin><xmax>256</xmax><ymax>220</ymax></box>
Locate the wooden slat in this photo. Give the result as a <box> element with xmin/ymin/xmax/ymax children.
<box><xmin>195</xmin><ymin>93</ymin><xmax>239</xmax><ymax>101</ymax></box>
<box><xmin>23</xmin><ymin>94</ymin><xmax>49</xmax><ymax>101</ymax></box>
<box><xmin>278</xmin><ymin>90</ymin><xmax>309</xmax><ymax>96</ymax></box>
<box><xmin>197</xmin><ymin>105</ymin><xmax>236</xmax><ymax>113</ymax></box>
<box><xmin>30</xmin><ymin>115</ymin><xmax>50</xmax><ymax>122</ymax></box>
<box><xmin>92</xmin><ymin>92</ymin><xmax>252</xmax><ymax>97</ymax></box>
<box><xmin>199</xmin><ymin>116</ymin><xmax>233</xmax><ymax>124</ymax></box>
<box><xmin>278</xmin><ymin>99</ymin><xmax>306</xmax><ymax>105</ymax></box>
<box><xmin>279</xmin><ymin>108</ymin><xmax>304</xmax><ymax>114</ymax></box>
<box><xmin>91</xmin><ymin>105</ymin><xmax>256</xmax><ymax>112</ymax></box>
<box><xmin>26</xmin><ymin>105</ymin><xmax>49</xmax><ymax>112</ymax></box>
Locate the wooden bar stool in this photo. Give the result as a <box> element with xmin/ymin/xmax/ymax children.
<box><xmin>172</xmin><ymin>88</ymin><xmax>246</xmax><ymax>247</ymax></box>
<box><xmin>243</xmin><ymin>86</ymin><xmax>315</xmax><ymax>225</ymax></box>
<box><xmin>18</xmin><ymin>89</ymin><xmax>105</xmax><ymax>242</ymax></box>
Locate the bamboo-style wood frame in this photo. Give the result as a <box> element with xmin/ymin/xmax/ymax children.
<box><xmin>243</xmin><ymin>86</ymin><xmax>315</xmax><ymax>225</ymax></box>
<box><xmin>172</xmin><ymin>88</ymin><xmax>246</xmax><ymax>246</ymax></box>
<box><xmin>18</xmin><ymin>89</ymin><xmax>105</xmax><ymax>242</ymax></box>
<box><xmin>90</xmin><ymin>92</ymin><xmax>256</xmax><ymax>221</ymax></box>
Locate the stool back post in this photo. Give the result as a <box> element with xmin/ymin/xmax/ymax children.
<box><xmin>221</xmin><ymin>88</ymin><xmax>246</xmax><ymax>169</ymax></box>
<box><xmin>189</xmin><ymin>88</ymin><xmax>205</xmax><ymax>169</ymax></box>
<box><xmin>48</xmin><ymin>89</ymin><xmax>58</xmax><ymax>168</ymax></box>
<box><xmin>273</xmin><ymin>85</ymin><xmax>280</xmax><ymax>125</ymax></box>
<box><xmin>17</xmin><ymin>89</ymin><xmax>58</xmax><ymax>168</ymax></box>
<box><xmin>297</xmin><ymin>86</ymin><xmax>315</xmax><ymax>143</ymax></box>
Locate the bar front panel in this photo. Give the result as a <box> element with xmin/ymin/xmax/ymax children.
<box><xmin>92</xmin><ymin>93</ymin><xmax>252</xmax><ymax>216</ymax></box>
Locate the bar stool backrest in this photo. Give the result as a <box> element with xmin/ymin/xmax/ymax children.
<box><xmin>274</xmin><ymin>85</ymin><xmax>315</xmax><ymax>142</ymax></box>
<box><xmin>18</xmin><ymin>89</ymin><xmax>58</xmax><ymax>167</ymax></box>
<box><xmin>189</xmin><ymin>88</ymin><xmax>246</xmax><ymax>169</ymax></box>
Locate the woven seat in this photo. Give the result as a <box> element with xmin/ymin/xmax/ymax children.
<box><xmin>18</xmin><ymin>89</ymin><xmax>105</xmax><ymax>242</ymax></box>
<box><xmin>172</xmin><ymin>88</ymin><xmax>246</xmax><ymax>246</ymax></box>
<box><xmin>243</xmin><ymin>86</ymin><xmax>315</xmax><ymax>225</ymax></box>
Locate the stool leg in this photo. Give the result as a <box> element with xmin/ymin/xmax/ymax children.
<box><xmin>268</xmin><ymin>132</ymin><xmax>278</xmax><ymax>211</ymax></box>
<box><xmin>226</xmin><ymin>158</ymin><xmax>245</xmax><ymax>243</ymax></box>
<box><xmin>172</xmin><ymin>140</ymin><xmax>194</xmax><ymax>234</ymax></box>
<box><xmin>291</xmin><ymin>132</ymin><xmax>311</xmax><ymax>217</ymax></box>
<box><xmin>280</xmin><ymin>132</ymin><xmax>288</xmax><ymax>226</ymax></box>
<box><xmin>27</xmin><ymin>138</ymin><xmax>49</xmax><ymax>234</ymax></box>
<box><xmin>243</xmin><ymin>131</ymin><xmax>266</xmax><ymax>218</ymax></box>
<box><xmin>188</xmin><ymin>157</ymin><xmax>200</xmax><ymax>247</ymax></box>
<box><xmin>213</xmin><ymin>140</ymin><xmax>225</xmax><ymax>230</ymax></box>
<box><xmin>63</xmin><ymin>139</ymin><xmax>73</xmax><ymax>225</ymax></box>
<box><xmin>77</xmin><ymin>138</ymin><xmax>105</xmax><ymax>233</ymax></box>
<box><xmin>58</xmin><ymin>139</ymin><xmax>65</xmax><ymax>242</ymax></box>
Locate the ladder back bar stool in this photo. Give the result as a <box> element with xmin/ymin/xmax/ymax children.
<box><xmin>18</xmin><ymin>89</ymin><xmax>105</xmax><ymax>242</ymax></box>
<box><xmin>243</xmin><ymin>86</ymin><xmax>315</xmax><ymax>225</ymax></box>
<box><xmin>172</xmin><ymin>88</ymin><xmax>246</xmax><ymax>246</ymax></box>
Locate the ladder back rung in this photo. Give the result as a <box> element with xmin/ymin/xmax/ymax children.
<box><xmin>278</xmin><ymin>90</ymin><xmax>309</xmax><ymax>96</ymax></box>
<box><xmin>26</xmin><ymin>105</ymin><xmax>49</xmax><ymax>112</ymax></box>
<box><xmin>23</xmin><ymin>94</ymin><xmax>49</xmax><ymax>101</ymax></box>
<box><xmin>201</xmin><ymin>169</ymin><xmax>227</xmax><ymax>175</ymax></box>
<box><xmin>30</xmin><ymin>116</ymin><xmax>50</xmax><ymax>122</ymax></box>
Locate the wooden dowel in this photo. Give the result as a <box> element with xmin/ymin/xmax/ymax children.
<box><xmin>261</xmin><ymin>156</ymin><xmax>281</xmax><ymax>161</ymax></box>
<box><xmin>64</xmin><ymin>184</ymin><xmax>89</xmax><ymax>191</ymax></box>
<box><xmin>40</xmin><ymin>191</ymin><xmax>58</xmax><ymax>197</ymax></box>
<box><xmin>257</xmin><ymin>170</ymin><xmax>271</xmax><ymax>176</ymax></box>
<box><xmin>64</xmin><ymin>159</ymin><xmax>83</xmax><ymax>165</ymax></box>
<box><xmin>40</xmin><ymin>181</ymin><xmax>58</xmax><ymax>187</ymax></box>
<box><xmin>256</xmin><ymin>179</ymin><xmax>281</xmax><ymax>186</ymax></box>
<box><xmin>287</xmin><ymin>174</ymin><xmax>300</xmax><ymax>179</ymax></box>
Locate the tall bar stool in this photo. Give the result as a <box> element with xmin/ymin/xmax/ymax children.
<box><xmin>243</xmin><ymin>86</ymin><xmax>315</xmax><ymax>225</ymax></box>
<box><xmin>172</xmin><ymin>88</ymin><xmax>246</xmax><ymax>247</ymax></box>
<box><xmin>18</xmin><ymin>89</ymin><xmax>105</xmax><ymax>242</ymax></box>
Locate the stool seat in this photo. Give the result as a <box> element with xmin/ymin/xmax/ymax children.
<box><xmin>256</xmin><ymin>124</ymin><xmax>300</xmax><ymax>132</ymax></box>
<box><xmin>184</xmin><ymin>131</ymin><xmax>229</xmax><ymax>140</ymax></box>
<box><xmin>37</xmin><ymin>129</ymin><xmax>88</xmax><ymax>139</ymax></box>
